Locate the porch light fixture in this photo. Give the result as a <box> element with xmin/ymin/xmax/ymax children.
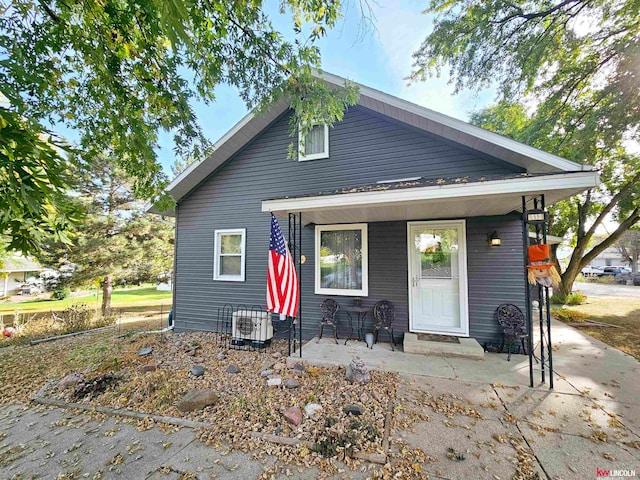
<box><xmin>525</xmin><ymin>209</ymin><xmax>549</xmax><ymax>224</ymax></box>
<box><xmin>489</xmin><ymin>231</ymin><xmax>502</xmax><ymax>247</ymax></box>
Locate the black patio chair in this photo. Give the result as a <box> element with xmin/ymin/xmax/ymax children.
<box><xmin>317</xmin><ymin>299</ymin><xmax>340</xmax><ymax>344</ymax></box>
<box><xmin>495</xmin><ymin>303</ymin><xmax>528</xmax><ymax>361</ymax></box>
<box><xmin>373</xmin><ymin>300</ymin><xmax>396</xmax><ymax>351</ymax></box>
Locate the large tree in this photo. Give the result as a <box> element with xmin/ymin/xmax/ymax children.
<box><xmin>0</xmin><ymin>0</ymin><xmax>359</xmax><ymax>253</ymax></box>
<box><xmin>412</xmin><ymin>0</ymin><xmax>640</xmax><ymax>297</ymax></box>
<box><xmin>470</xmin><ymin>101</ymin><xmax>640</xmax><ymax>296</ymax></box>
<box><xmin>40</xmin><ymin>155</ymin><xmax>174</xmax><ymax>315</ymax></box>
<box><xmin>615</xmin><ymin>228</ymin><xmax>640</xmax><ymax>274</ymax></box>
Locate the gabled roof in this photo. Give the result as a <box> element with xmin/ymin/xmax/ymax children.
<box><xmin>1</xmin><ymin>254</ymin><xmax>42</xmax><ymax>273</ymax></box>
<box><xmin>157</xmin><ymin>71</ymin><xmax>590</xmax><ymax>214</ymax></box>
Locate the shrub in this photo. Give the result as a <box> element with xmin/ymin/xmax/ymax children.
<box><xmin>551</xmin><ymin>308</ymin><xmax>589</xmax><ymax>323</ymax></box>
<box><xmin>51</xmin><ymin>286</ymin><xmax>71</xmax><ymax>300</ymax></box>
<box><xmin>565</xmin><ymin>291</ymin><xmax>586</xmax><ymax>305</ymax></box>
<box><xmin>60</xmin><ymin>303</ymin><xmax>94</xmax><ymax>333</ymax></box>
<box><xmin>550</xmin><ymin>290</ymin><xmax>586</xmax><ymax>305</ymax></box>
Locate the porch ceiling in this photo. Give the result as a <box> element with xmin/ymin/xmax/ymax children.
<box><xmin>262</xmin><ymin>171</ymin><xmax>599</xmax><ymax>224</ymax></box>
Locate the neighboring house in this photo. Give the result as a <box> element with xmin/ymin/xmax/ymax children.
<box><xmin>1</xmin><ymin>254</ymin><xmax>43</xmax><ymax>297</ymax></box>
<box><xmin>152</xmin><ymin>72</ymin><xmax>599</xmax><ymax>347</ymax></box>
<box><xmin>589</xmin><ymin>247</ymin><xmax>630</xmax><ymax>268</ymax></box>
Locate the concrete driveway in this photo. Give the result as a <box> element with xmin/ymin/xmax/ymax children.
<box><xmin>574</xmin><ymin>280</ymin><xmax>640</xmax><ymax>299</ymax></box>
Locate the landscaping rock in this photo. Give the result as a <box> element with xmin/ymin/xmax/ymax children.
<box><xmin>344</xmin><ymin>405</ymin><xmax>362</xmax><ymax>416</ymax></box>
<box><xmin>283</xmin><ymin>406</ymin><xmax>303</xmax><ymax>426</ymax></box>
<box><xmin>304</xmin><ymin>403</ymin><xmax>323</xmax><ymax>417</ymax></box>
<box><xmin>58</xmin><ymin>373</ymin><xmax>83</xmax><ymax>390</ymax></box>
<box><xmin>286</xmin><ymin>357</ymin><xmax>300</xmax><ymax>369</ymax></box>
<box><xmin>345</xmin><ymin>356</ymin><xmax>371</xmax><ymax>384</ymax></box>
<box><xmin>137</xmin><ymin>347</ymin><xmax>153</xmax><ymax>357</ymax></box>
<box><xmin>272</xmin><ymin>352</ymin><xmax>282</xmax><ymax>359</ymax></box>
<box><xmin>260</xmin><ymin>369</ymin><xmax>273</xmax><ymax>378</ymax></box>
<box><xmin>273</xmin><ymin>362</ymin><xmax>286</xmax><ymax>371</ymax></box>
<box><xmin>177</xmin><ymin>389</ymin><xmax>219</xmax><ymax>412</ymax></box>
<box><xmin>226</xmin><ymin>365</ymin><xmax>241</xmax><ymax>374</ymax></box>
<box><xmin>137</xmin><ymin>364</ymin><xmax>158</xmax><ymax>374</ymax></box>
<box><xmin>192</xmin><ymin>356</ymin><xmax>205</xmax><ymax>363</ymax></box>
<box><xmin>191</xmin><ymin>365</ymin><xmax>205</xmax><ymax>377</ymax></box>
<box><xmin>217</xmin><ymin>352</ymin><xmax>226</xmax><ymax>361</ymax></box>
<box><xmin>284</xmin><ymin>378</ymin><xmax>300</xmax><ymax>389</ymax></box>
<box><xmin>267</xmin><ymin>377</ymin><xmax>282</xmax><ymax>387</ymax></box>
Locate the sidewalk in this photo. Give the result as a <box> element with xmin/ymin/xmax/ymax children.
<box><xmin>301</xmin><ymin>320</ymin><xmax>640</xmax><ymax>478</ymax></box>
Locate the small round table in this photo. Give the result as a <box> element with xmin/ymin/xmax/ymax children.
<box><xmin>344</xmin><ymin>306</ymin><xmax>369</xmax><ymax>345</ymax></box>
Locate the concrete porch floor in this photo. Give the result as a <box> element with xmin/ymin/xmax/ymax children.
<box><xmin>294</xmin><ymin>318</ymin><xmax>640</xmax><ymax>391</ymax></box>
<box><xmin>296</xmin><ymin>336</ymin><xmax>534</xmax><ymax>386</ymax></box>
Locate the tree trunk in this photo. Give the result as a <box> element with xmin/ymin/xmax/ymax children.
<box><xmin>102</xmin><ymin>275</ymin><xmax>112</xmax><ymax>317</ymax></box>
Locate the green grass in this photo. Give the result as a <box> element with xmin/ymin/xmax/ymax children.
<box><xmin>0</xmin><ymin>286</ymin><xmax>172</xmax><ymax>315</ymax></box>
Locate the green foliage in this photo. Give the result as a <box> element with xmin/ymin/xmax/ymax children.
<box><xmin>412</xmin><ymin>0</ymin><xmax>639</xmax><ymax>155</ymax></box>
<box><xmin>550</xmin><ymin>291</ymin><xmax>587</xmax><ymax>306</ymax></box>
<box><xmin>0</xmin><ymin>0</ymin><xmax>359</xmax><ymax>252</ymax></box>
<box><xmin>51</xmin><ymin>286</ymin><xmax>71</xmax><ymax>300</ymax></box>
<box><xmin>0</xmin><ymin>108</ymin><xmax>82</xmax><ymax>253</ymax></box>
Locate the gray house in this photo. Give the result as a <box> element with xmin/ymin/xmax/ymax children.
<box><xmin>157</xmin><ymin>72</ymin><xmax>598</xmax><ymax>347</ymax></box>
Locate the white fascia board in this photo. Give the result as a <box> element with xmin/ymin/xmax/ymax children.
<box><xmin>317</xmin><ymin>71</ymin><xmax>588</xmax><ymax>173</ymax></box>
<box><xmin>166</xmin><ymin>110</ymin><xmax>256</xmax><ymax>193</ymax></box>
<box><xmin>262</xmin><ymin>171</ymin><xmax>599</xmax><ymax>213</ymax></box>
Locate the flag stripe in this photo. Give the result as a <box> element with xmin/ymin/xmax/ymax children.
<box><xmin>266</xmin><ymin>214</ymin><xmax>299</xmax><ymax>317</ymax></box>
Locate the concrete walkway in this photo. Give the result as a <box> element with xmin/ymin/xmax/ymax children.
<box><xmin>1</xmin><ymin>321</ymin><xmax>638</xmax><ymax>479</ymax></box>
<box><xmin>302</xmin><ymin>320</ymin><xmax>640</xmax><ymax>478</ymax></box>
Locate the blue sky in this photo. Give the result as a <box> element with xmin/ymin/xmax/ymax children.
<box><xmin>156</xmin><ymin>0</ymin><xmax>497</xmax><ymax>176</ymax></box>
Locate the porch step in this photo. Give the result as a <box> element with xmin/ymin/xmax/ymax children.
<box><xmin>403</xmin><ymin>333</ymin><xmax>484</xmax><ymax>360</ymax></box>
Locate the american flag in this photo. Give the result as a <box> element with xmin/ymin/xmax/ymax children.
<box><xmin>267</xmin><ymin>214</ymin><xmax>299</xmax><ymax>317</ymax></box>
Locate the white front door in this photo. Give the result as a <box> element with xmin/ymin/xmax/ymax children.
<box><xmin>408</xmin><ymin>220</ymin><xmax>469</xmax><ymax>336</ymax></box>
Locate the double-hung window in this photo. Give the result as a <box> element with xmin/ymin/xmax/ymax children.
<box><xmin>315</xmin><ymin>224</ymin><xmax>368</xmax><ymax>296</ymax></box>
<box><xmin>298</xmin><ymin>124</ymin><xmax>329</xmax><ymax>161</ymax></box>
<box><xmin>213</xmin><ymin>229</ymin><xmax>246</xmax><ymax>281</ymax></box>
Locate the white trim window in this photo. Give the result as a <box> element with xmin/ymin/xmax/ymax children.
<box><xmin>298</xmin><ymin>124</ymin><xmax>329</xmax><ymax>161</ymax></box>
<box><xmin>315</xmin><ymin>224</ymin><xmax>368</xmax><ymax>296</ymax></box>
<box><xmin>213</xmin><ymin>228</ymin><xmax>246</xmax><ymax>281</ymax></box>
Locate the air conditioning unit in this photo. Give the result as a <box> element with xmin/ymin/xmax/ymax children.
<box><xmin>231</xmin><ymin>310</ymin><xmax>273</xmax><ymax>346</ymax></box>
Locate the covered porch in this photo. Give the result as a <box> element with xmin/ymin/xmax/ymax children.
<box><xmin>262</xmin><ymin>171</ymin><xmax>599</xmax><ymax>348</ymax></box>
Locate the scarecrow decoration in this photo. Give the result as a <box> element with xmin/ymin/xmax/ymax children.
<box><xmin>527</xmin><ymin>244</ymin><xmax>561</xmax><ymax>287</ymax></box>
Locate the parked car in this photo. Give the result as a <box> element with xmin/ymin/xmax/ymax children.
<box><xmin>614</xmin><ymin>271</ymin><xmax>640</xmax><ymax>286</ymax></box>
<box><xmin>598</xmin><ymin>266</ymin><xmax>631</xmax><ymax>277</ymax></box>
<box><xmin>581</xmin><ymin>265</ymin><xmax>603</xmax><ymax>277</ymax></box>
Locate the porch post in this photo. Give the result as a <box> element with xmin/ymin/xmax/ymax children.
<box><xmin>522</xmin><ymin>196</ymin><xmax>534</xmax><ymax>388</ymax></box>
<box><xmin>298</xmin><ymin>212</ymin><xmax>302</xmax><ymax>358</ymax></box>
<box><xmin>541</xmin><ymin>195</ymin><xmax>553</xmax><ymax>389</ymax></box>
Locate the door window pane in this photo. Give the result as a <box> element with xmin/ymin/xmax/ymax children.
<box><xmin>414</xmin><ymin>229</ymin><xmax>458</xmax><ymax>279</ymax></box>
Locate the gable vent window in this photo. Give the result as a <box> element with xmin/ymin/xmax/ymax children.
<box><xmin>298</xmin><ymin>124</ymin><xmax>329</xmax><ymax>161</ymax></box>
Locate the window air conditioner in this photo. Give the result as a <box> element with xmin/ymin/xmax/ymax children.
<box><xmin>231</xmin><ymin>310</ymin><xmax>273</xmax><ymax>343</ymax></box>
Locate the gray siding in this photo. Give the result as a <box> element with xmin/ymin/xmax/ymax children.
<box><xmin>466</xmin><ymin>216</ymin><xmax>526</xmax><ymax>345</ymax></box>
<box><xmin>174</xmin><ymin>106</ymin><xmax>527</xmax><ymax>344</ymax></box>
